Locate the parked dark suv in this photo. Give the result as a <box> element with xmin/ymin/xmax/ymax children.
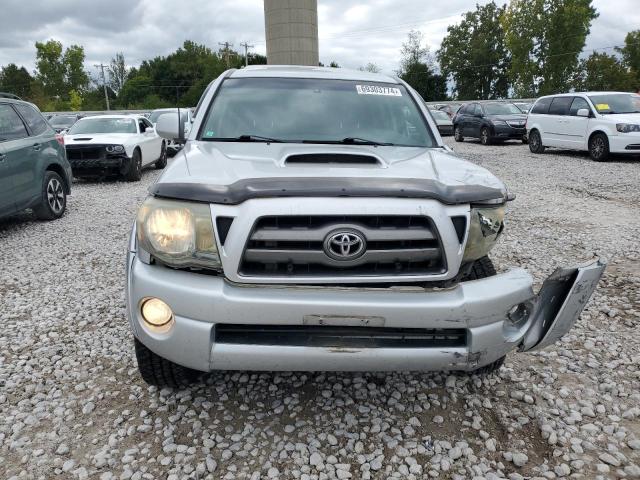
<box><xmin>453</xmin><ymin>102</ymin><xmax>528</xmax><ymax>145</ymax></box>
<box><xmin>0</xmin><ymin>98</ymin><xmax>72</xmax><ymax>221</ymax></box>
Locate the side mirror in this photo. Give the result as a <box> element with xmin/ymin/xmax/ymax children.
<box><xmin>576</xmin><ymin>108</ymin><xmax>590</xmax><ymax>117</ymax></box>
<box><xmin>156</xmin><ymin>113</ymin><xmax>184</xmax><ymax>142</ymax></box>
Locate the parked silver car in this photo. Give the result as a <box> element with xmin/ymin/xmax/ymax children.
<box><xmin>127</xmin><ymin>66</ymin><xmax>605</xmax><ymax>387</ymax></box>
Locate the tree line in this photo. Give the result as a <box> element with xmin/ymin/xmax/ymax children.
<box><xmin>1</xmin><ymin>0</ymin><xmax>639</xmax><ymax>110</ymax></box>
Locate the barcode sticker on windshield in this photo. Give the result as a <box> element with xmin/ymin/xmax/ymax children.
<box><xmin>356</xmin><ymin>85</ymin><xmax>402</xmax><ymax>96</ymax></box>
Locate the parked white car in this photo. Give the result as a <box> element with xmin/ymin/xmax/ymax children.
<box><xmin>527</xmin><ymin>92</ymin><xmax>640</xmax><ymax>161</ymax></box>
<box><xmin>64</xmin><ymin>115</ymin><xmax>167</xmax><ymax>180</ymax></box>
<box><xmin>149</xmin><ymin>108</ymin><xmax>193</xmax><ymax>156</ymax></box>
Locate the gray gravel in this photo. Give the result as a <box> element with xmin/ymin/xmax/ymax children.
<box><xmin>1</xmin><ymin>139</ymin><xmax>639</xmax><ymax>479</ymax></box>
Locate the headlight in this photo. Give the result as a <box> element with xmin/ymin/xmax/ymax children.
<box><xmin>462</xmin><ymin>206</ymin><xmax>505</xmax><ymax>263</ymax></box>
<box><xmin>492</xmin><ymin>120</ymin><xmax>508</xmax><ymax>126</ymax></box>
<box><xmin>616</xmin><ymin>123</ymin><xmax>640</xmax><ymax>133</ymax></box>
<box><xmin>136</xmin><ymin>197</ymin><xmax>221</xmax><ymax>270</ymax></box>
<box><xmin>106</xmin><ymin>144</ymin><xmax>125</xmax><ymax>153</ymax></box>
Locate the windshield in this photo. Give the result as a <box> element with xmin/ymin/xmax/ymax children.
<box><xmin>49</xmin><ymin>115</ymin><xmax>77</xmax><ymax>127</ymax></box>
<box><xmin>149</xmin><ymin>109</ymin><xmax>189</xmax><ymax>124</ymax></box>
<box><xmin>431</xmin><ymin>110</ymin><xmax>450</xmax><ymax>121</ymax></box>
<box><xmin>200</xmin><ymin>78</ymin><xmax>434</xmax><ymax>147</ymax></box>
<box><xmin>588</xmin><ymin>94</ymin><xmax>640</xmax><ymax>114</ymax></box>
<box><xmin>484</xmin><ymin>103</ymin><xmax>523</xmax><ymax>115</ymax></box>
<box><xmin>68</xmin><ymin>118</ymin><xmax>137</xmax><ymax>135</ymax></box>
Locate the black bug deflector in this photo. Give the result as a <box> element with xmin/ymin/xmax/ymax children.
<box><xmin>150</xmin><ymin>177</ymin><xmax>506</xmax><ymax>206</ymax></box>
<box><xmin>520</xmin><ymin>258</ymin><xmax>606</xmax><ymax>352</ymax></box>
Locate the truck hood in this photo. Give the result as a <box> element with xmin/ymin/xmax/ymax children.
<box><xmin>160</xmin><ymin>141</ymin><xmax>506</xmax><ymax>191</ymax></box>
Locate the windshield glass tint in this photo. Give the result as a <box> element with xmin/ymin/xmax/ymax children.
<box><xmin>69</xmin><ymin>118</ymin><xmax>137</xmax><ymax>134</ymax></box>
<box><xmin>431</xmin><ymin>110</ymin><xmax>450</xmax><ymax>120</ymax></box>
<box><xmin>484</xmin><ymin>103</ymin><xmax>522</xmax><ymax>115</ymax></box>
<box><xmin>200</xmin><ymin>78</ymin><xmax>434</xmax><ymax>147</ymax></box>
<box><xmin>50</xmin><ymin>115</ymin><xmax>77</xmax><ymax>126</ymax></box>
<box><xmin>588</xmin><ymin>94</ymin><xmax>640</xmax><ymax>114</ymax></box>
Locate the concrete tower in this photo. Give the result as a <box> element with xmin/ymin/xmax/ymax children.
<box><xmin>264</xmin><ymin>0</ymin><xmax>319</xmax><ymax>66</ymax></box>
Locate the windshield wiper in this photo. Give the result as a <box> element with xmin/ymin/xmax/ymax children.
<box><xmin>302</xmin><ymin>137</ymin><xmax>395</xmax><ymax>146</ymax></box>
<box><xmin>204</xmin><ymin>134</ymin><xmax>285</xmax><ymax>143</ymax></box>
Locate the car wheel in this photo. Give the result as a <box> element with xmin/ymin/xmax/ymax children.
<box><xmin>124</xmin><ymin>149</ymin><xmax>142</xmax><ymax>181</ymax></box>
<box><xmin>454</xmin><ymin>126</ymin><xmax>464</xmax><ymax>142</ymax></box>
<box><xmin>589</xmin><ymin>132</ymin><xmax>610</xmax><ymax>162</ymax></box>
<box><xmin>480</xmin><ymin>127</ymin><xmax>492</xmax><ymax>145</ymax></box>
<box><xmin>528</xmin><ymin>129</ymin><xmax>545</xmax><ymax>153</ymax></box>
<box><xmin>34</xmin><ymin>171</ymin><xmax>66</xmax><ymax>220</ymax></box>
<box><xmin>155</xmin><ymin>142</ymin><xmax>167</xmax><ymax>169</ymax></box>
<box><xmin>134</xmin><ymin>338</ymin><xmax>199</xmax><ymax>388</ymax></box>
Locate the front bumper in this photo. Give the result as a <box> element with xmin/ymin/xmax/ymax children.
<box><xmin>126</xmin><ymin>251</ymin><xmax>605</xmax><ymax>372</ymax></box>
<box><xmin>492</xmin><ymin>124</ymin><xmax>526</xmax><ymax>140</ymax></box>
<box><xmin>608</xmin><ymin>133</ymin><xmax>640</xmax><ymax>154</ymax></box>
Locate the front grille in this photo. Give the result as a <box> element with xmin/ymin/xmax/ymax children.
<box><xmin>239</xmin><ymin>215</ymin><xmax>446</xmax><ymax>278</ymax></box>
<box><xmin>66</xmin><ymin>146</ymin><xmax>104</xmax><ymax>161</ymax></box>
<box><xmin>215</xmin><ymin>324</ymin><xmax>467</xmax><ymax>348</ymax></box>
<box><xmin>506</xmin><ymin>121</ymin><xmax>526</xmax><ymax>128</ymax></box>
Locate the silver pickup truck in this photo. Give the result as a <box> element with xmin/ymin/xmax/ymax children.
<box><xmin>126</xmin><ymin>66</ymin><xmax>605</xmax><ymax>387</ymax></box>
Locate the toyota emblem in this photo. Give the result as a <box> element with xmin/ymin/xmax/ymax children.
<box><xmin>323</xmin><ymin>229</ymin><xmax>366</xmax><ymax>261</ymax></box>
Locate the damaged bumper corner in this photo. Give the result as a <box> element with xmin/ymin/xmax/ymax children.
<box><xmin>520</xmin><ymin>258</ymin><xmax>606</xmax><ymax>352</ymax></box>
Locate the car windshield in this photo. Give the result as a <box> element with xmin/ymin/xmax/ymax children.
<box><xmin>483</xmin><ymin>103</ymin><xmax>522</xmax><ymax>115</ymax></box>
<box><xmin>49</xmin><ymin>115</ymin><xmax>77</xmax><ymax>127</ymax></box>
<box><xmin>431</xmin><ymin>110</ymin><xmax>450</xmax><ymax>120</ymax></box>
<box><xmin>68</xmin><ymin>118</ymin><xmax>137</xmax><ymax>134</ymax></box>
<box><xmin>149</xmin><ymin>109</ymin><xmax>189</xmax><ymax>124</ymax></box>
<box><xmin>588</xmin><ymin>94</ymin><xmax>640</xmax><ymax>114</ymax></box>
<box><xmin>200</xmin><ymin>77</ymin><xmax>434</xmax><ymax>147</ymax></box>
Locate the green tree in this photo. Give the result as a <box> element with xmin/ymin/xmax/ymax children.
<box><xmin>68</xmin><ymin>90</ymin><xmax>83</xmax><ymax>111</ymax></box>
<box><xmin>397</xmin><ymin>30</ymin><xmax>447</xmax><ymax>101</ymax></box>
<box><xmin>502</xmin><ymin>0</ymin><xmax>598</xmax><ymax>96</ymax></box>
<box><xmin>572</xmin><ymin>52</ymin><xmax>634</xmax><ymax>91</ymax></box>
<box><xmin>108</xmin><ymin>52</ymin><xmax>129</xmax><ymax>93</ymax></box>
<box><xmin>35</xmin><ymin>39</ymin><xmax>66</xmax><ymax>97</ymax></box>
<box><xmin>0</xmin><ymin>64</ymin><xmax>33</xmax><ymax>98</ymax></box>
<box><xmin>616</xmin><ymin>30</ymin><xmax>640</xmax><ymax>88</ymax></box>
<box><xmin>437</xmin><ymin>2</ymin><xmax>510</xmax><ymax>100</ymax></box>
<box><xmin>63</xmin><ymin>44</ymin><xmax>89</xmax><ymax>92</ymax></box>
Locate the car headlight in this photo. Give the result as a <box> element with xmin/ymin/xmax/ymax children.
<box><xmin>106</xmin><ymin>144</ymin><xmax>125</xmax><ymax>153</ymax></box>
<box><xmin>462</xmin><ymin>206</ymin><xmax>505</xmax><ymax>263</ymax></box>
<box><xmin>492</xmin><ymin>120</ymin><xmax>508</xmax><ymax>126</ymax></box>
<box><xmin>616</xmin><ymin>123</ymin><xmax>640</xmax><ymax>133</ymax></box>
<box><xmin>136</xmin><ymin>197</ymin><xmax>221</xmax><ymax>270</ymax></box>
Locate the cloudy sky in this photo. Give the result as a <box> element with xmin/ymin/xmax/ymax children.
<box><xmin>1</xmin><ymin>0</ymin><xmax>638</xmax><ymax>78</ymax></box>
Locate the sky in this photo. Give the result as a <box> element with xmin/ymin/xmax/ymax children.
<box><xmin>1</xmin><ymin>0</ymin><xmax>638</xmax><ymax>79</ymax></box>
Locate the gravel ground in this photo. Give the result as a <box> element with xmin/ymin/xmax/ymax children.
<box><xmin>1</xmin><ymin>139</ymin><xmax>639</xmax><ymax>480</ymax></box>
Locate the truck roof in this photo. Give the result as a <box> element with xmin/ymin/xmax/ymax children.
<box><xmin>230</xmin><ymin>65</ymin><xmax>399</xmax><ymax>84</ymax></box>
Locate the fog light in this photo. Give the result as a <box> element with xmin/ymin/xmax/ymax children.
<box><xmin>507</xmin><ymin>303</ymin><xmax>530</xmax><ymax>326</ymax></box>
<box><xmin>141</xmin><ymin>298</ymin><xmax>173</xmax><ymax>327</ymax></box>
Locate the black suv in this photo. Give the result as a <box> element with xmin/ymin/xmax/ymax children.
<box><xmin>453</xmin><ymin>102</ymin><xmax>528</xmax><ymax>145</ymax></box>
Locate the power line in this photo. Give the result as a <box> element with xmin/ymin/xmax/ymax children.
<box><xmin>218</xmin><ymin>42</ymin><xmax>234</xmax><ymax>68</ymax></box>
<box><xmin>240</xmin><ymin>42</ymin><xmax>254</xmax><ymax>68</ymax></box>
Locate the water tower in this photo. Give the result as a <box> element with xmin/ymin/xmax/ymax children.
<box><xmin>264</xmin><ymin>0</ymin><xmax>319</xmax><ymax>66</ymax></box>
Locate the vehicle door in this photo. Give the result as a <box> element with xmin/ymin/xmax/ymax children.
<box><xmin>136</xmin><ymin>118</ymin><xmax>153</xmax><ymax>165</ymax></box>
<box><xmin>469</xmin><ymin>104</ymin><xmax>483</xmax><ymax>138</ymax></box>
<box><xmin>546</xmin><ymin>97</ymin><xmax>573</xmax><ymax>147</ymax></box>
<box><xmin>564</xmin><ymin>97</ymin><xmax>592</xmax><ymax>149</ymax></box>
<box><xmin>13</xmin><ymin>103</ymin><xmax>54</xmax><ymax>209</ymax></box>
<box><xmin>0</xmin><ymin>103</ymin><xmax>32</xmax><ymax>215</ymax></box>
<box><xmin>141</xmin><ymin>117</ymin><xmax>161</xmax><ymax>164</ymax></box>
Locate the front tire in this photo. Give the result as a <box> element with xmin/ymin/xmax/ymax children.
<box><xmin>155</xmin><ymin>142</ymin><xmax>167</xmax><ymax>169</ymax></box>
<box><xmin>589</xmin><ymin>132</ymin><xmax>610</xmax><ymax>162</ymax></box>
<box><xmin>480</xmin><ymin>127</ymin><xmax>492</xmax><ymax>145</ymax></box>
<box><xmin>134</xmin><ymin>338</ymin><xmax>200</xmax><ymax>388</ymax></box>
<box><xmin>124</xmin><ymin>149</ymin><xmax>142</xmax><ymax>182</ymax></box>
<box><xmin>454</xmin><ymin>126</ymin><xmax>464</xmax><ymax>142</ymax></box>
<box><xmin>528</xmin><ymin>129</ymin><xmax>545</xmax><ymax>153</ymax></box>
<box><xmin>34</xmin><ymin>171</ymin><xmax>66</xmax><ymax>220</ymax></box>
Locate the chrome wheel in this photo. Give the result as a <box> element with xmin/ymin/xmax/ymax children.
<box><xmin>591</xmin><ymin>137</ymin><xmax>605</xmax><ymax>158</ymax></box>
<box><xmin>481</xmin><ymin>128</ymin><xmax>489</xmax><ymax>145</ymax></box>
<box><xmin>46</xmin><ymin>178</ymin><xmax>64</xmax><ymax>214</ymax></box>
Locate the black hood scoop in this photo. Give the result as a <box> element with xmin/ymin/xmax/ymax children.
<box><xmin>285</xmin><ymin>153</ymin><xmax>381</xmax><ymax>166</ymax></box>
<box><xmin>73</xmin><ymin>137</ymin><xmax>93</xmax><ymax>141</ymax></box>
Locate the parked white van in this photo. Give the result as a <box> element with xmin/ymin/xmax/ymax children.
<box><xmin>526</xmin><ymin>92</ymin><xmax>640</xmax><ymax>161</ymax></box>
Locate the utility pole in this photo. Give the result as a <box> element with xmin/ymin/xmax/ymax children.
<box><xmin>94</xmin><ymin>63</ymin><xmax>110</xmax><ymax>111</ymax></box>
<box><xmin>218</xmin><ymin>42</ymin><xmax>234</xmax><ymax>68</ymax></box>
<box><xmin>240</xmin><ymin>42</ymin><xmax>254</xmax><ymax>67</ymax></box>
